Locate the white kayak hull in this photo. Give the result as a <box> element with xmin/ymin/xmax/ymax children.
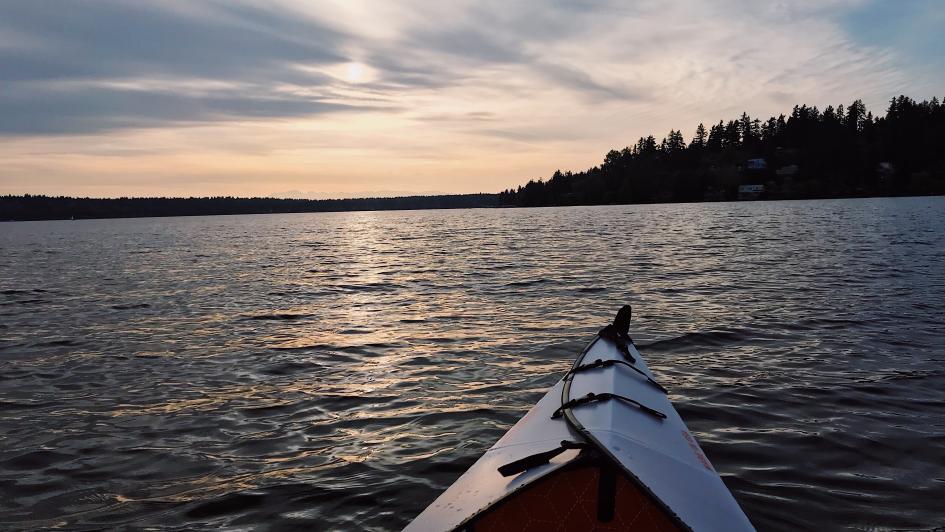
<box><xmin>406</xmin><ymin>322</ymin><xmax>754</xmax><ymax>532</ymax></box>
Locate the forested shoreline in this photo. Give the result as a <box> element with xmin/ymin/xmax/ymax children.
<box><xmin>3</xmin><ymin>95</ymin><xmax>944</xmax><ymax>221</ymax></box>
<box><xmin>0</xmin><ymin>194</ymin><xmax>500</xmax><ymax>221</ymax></box>
<box><xmin>499</xmin><ymin>95</ymin><xmax>945</xmax><ymax>206</ymax></box>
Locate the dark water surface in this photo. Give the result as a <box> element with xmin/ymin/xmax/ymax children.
<box><xmin>2</xmin><ymin>198</ymin><xmax>944</xmax><ymax>531</ymax></box>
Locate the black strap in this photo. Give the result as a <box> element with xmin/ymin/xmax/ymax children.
<box><xmin>598</xmin><ymin>326</ymin><xmax>636</xmax><ymax>363</ymax></box>
<box><xmin>597</xmin><ymin>464</ymin><xmax>617</xmax><ymax>522</ymax></box>
<box><xmin>497</xmin><ymin>440</ymin><xmax>592</xmax><ymax>477</ymax></box>
<box><xmin>567</xmin><ymin>358</ymin><xmax>668</xmax><ymax>394</ymax></box>
<box><xmin>552</xmin><ymin>392</ymin><xmax>666</xmax><ymax>420</ymax></box>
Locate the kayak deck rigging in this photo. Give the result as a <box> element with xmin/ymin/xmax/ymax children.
<box><xmin>551</xmin><ymin>391</ymin><xmax>667</xmax><ymax>421</ymax></box>
<box><xmin>566</xmin><ymin>358</ymin><xmax>668</xmax><ymax>393</ymax></box>
<box><xmin>404</xmin><ymin>306</ymin><xmax>755</xmax><ymax>532</ymax></box>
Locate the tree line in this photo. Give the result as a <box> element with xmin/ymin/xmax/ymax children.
<box><xmin>0</xmin><ymin>194</ymin><xmax>500</xmax><ymax>221</ymax></box>
<box><xmin>499</xmin><ymin>95</ymin><xmax>945</xmax><ymax>206</ymax></box>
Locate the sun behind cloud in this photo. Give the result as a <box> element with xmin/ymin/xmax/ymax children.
<box><xmin>323</xmin><ymin>62</ymin><xmax>377</xmax><ymax>84</ymax></box>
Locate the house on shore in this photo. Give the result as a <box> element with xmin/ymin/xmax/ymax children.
<box><xmin>738</xmin><ymin>184</ymin><xmax>764</xmax><ymax>200</ymax></box>
<box><xmin>746</xmin><ymin>158</ymin><xmax>767</xmax><ymax>171</ymax></box>
<box><xmin>776</xmin><ymin>164</ymin><xmax>799</xmax><ymax>177</ymax></box>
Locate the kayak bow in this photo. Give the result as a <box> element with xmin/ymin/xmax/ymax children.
<box><xmin>405</xmin><ymin>306</ymin><xmax>754</xmax><ymax>531</ymax></box>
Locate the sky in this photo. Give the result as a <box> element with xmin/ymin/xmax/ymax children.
<box><xmin>1</xmin><ymin>0</ymin><xmax>943</xmax><ymax>199</ymax></box>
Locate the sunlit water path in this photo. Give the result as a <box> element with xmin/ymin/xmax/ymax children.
<box><xmin>1</xmin><ymin>197</ymin><xmax>944</xmax><ymax>530</ymax></box>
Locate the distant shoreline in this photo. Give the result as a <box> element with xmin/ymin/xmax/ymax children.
<box><xmin>3</xmin><ymin>192</ymin><xmax>943</xmax><ymax>222</ymax></box>
<box><xmin>0</xmin><ymin>194</ymin><xmax>500</xmax><ymax>222</ymax></box>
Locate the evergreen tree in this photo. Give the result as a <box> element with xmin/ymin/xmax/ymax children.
<box><xmin>664</xmin><ymin>130</ymin><xmax>686</xmax><ymax>153</ymax></box>
<box><xmin>724</xmin><ymin>120</ymin><xmax>741</xmax><ymax>149</ymax></box>
<box><xmin>762</xmin><ymin>117</ymin><xmax>778</xmax><ymax>141</ymax></box>
<box><xmin>692</xmin><ymin>123</ymin><xmax>708</xmax><ymax>148</ymax></box>
<box><xmin>706</xmin><ymin>121</ymin><xmax>724</xmax><ymax>151</ymax></box>
<box><xmin>847</xmin><ymin>99</ymin><xmax>866</xmax><ymax>131</ymax></box>
<box><xmin>641</xmin><ymin>135</ymin><xmax>658</xmax><ymax>156</ymax></box>
<box><xmin>739</xmin><ymin>112</ymin><xmax>753</xmax><ymax>144</ymax></box>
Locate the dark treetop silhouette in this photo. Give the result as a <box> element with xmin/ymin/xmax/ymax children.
<box><xmin>0</xmin><ymin>194</ymin><xmax>501</xmax><ymax>221</ymax></box>
<box><xmin>3</xmin><ymin>95</ymin><xmax>944</xmax><ymax>221</ymax></box>
<box><xmin>498</xmin><ymin>95</ymin><xmax>945</xmax><ymax>206</ymax></box>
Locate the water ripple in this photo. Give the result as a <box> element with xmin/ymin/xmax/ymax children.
<box><xmin>1</xmin><ymin>198</ymin><xmax>944</xmax><ymax>530</ymax></box>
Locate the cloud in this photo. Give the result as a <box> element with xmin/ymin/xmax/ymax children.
<box><xmin>0</xmin><ymin>0</ymin><xmax>355</xmax><ymax>134</ymax></box>
<box><xmin>0</xmin><ymin>0</ymin><xmax>942</xmax><ymax>197</ymax></box>
<box><xmin>0</xmin><ymin>1</ymin><xmax>347</xmax><ymax>81</ymax></box>
<box><xmin>533</xmin><ymin>61</ymin><xmax>642</xmax><ymax>101</ymax></box>
<box><xmin>0</xmin><ymin>83</ymin><xmax>361</xmax><ymax>135</ymax></box>
<box><xmin>0</xmin><ymin>0</ymin><xmax>908</xmax><ymax>136</ymax></box>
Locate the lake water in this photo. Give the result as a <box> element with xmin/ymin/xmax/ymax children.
<box><xmin>1</xmin><ymin>197</ymin><xmax>944</xmax><ymax>530</ymax></box>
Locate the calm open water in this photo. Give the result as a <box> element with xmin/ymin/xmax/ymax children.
<box><xmin>1</xmin><ymin>198</ymin><xmax>944</xmax><ymax>531</ymax></box>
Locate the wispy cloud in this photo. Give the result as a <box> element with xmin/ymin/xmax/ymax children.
<box><xmin>0</xmin><ymin>1</ymin><xmax>347</xmax><ymax>81</ymax></box>
<box><xmin>0</xmin><ymin>0</ymin><xmax>941</xmax><ymax>196</ymax></box>
<box><xmin>0</xmin><ymin>0</ymin><xmax>352</xmax><ymax>134</ymax></box>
